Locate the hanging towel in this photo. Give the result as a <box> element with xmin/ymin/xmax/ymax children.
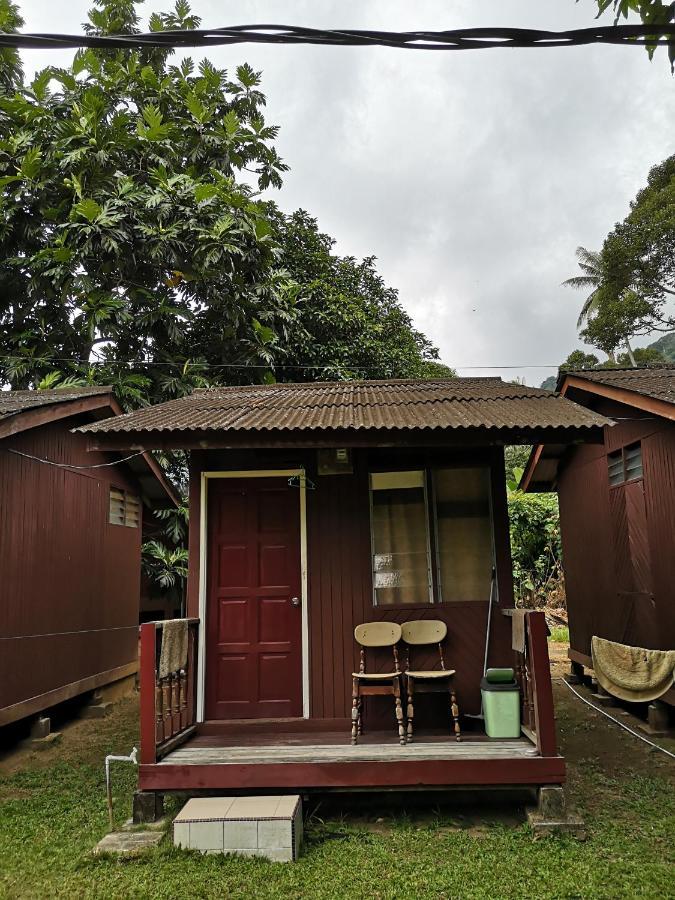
<box><xmin>511</xmin><ymin>610</ymin><xmax>527</xmax><ymax>653</ymax></box>
<box><xmin>591</xmin><ymin>636</ymin><xmax>675</xmax><ymax>703</ymax></box>
<box><xmin>159</xmin><ymin>619</ymin><xmax>188</xmax><ymax>679</ymax></box>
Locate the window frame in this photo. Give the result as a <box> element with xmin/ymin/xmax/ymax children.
<box><xmin>369</xmin><ymin>470</ymin><xmax>434</xmax><ymax>607</ymax></box>
<box><xmin>607</xmin><ymin>442</ymin><xmax>643</xmax><ymax>489</ymax></box>
<box><xmin>369</xmin><ymin>465</ymin><xmax>495</xmax><ymax>608</ymax></box>
<box><xmin>108</xmin><ymin>486</ymin><xmax>141</xmax><ymax>529</ymax></box>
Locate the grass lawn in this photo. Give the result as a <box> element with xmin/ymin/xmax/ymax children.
<box><xmin>0</xmin><ymin>645</ymin><xmax>673</xmax><ymax>900</ymax></box>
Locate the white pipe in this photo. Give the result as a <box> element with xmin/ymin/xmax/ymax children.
<box><xmin>105</xmin><ymin>747</ymin><xmax>138</xmax><ymax>830</ymax></box>
<box><xmin>560</xmin><ymin>679</ymin><xmax>675</xmax><ymax>759</ymax></box>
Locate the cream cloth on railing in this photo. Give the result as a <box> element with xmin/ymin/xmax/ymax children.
<box><xmin>158</xmin><ymin>619</ymin><xmax>188</xmax><ymax>679</ymax></box>
<box><xmin>591</xmin><ymin>636</ymin><xmax>675</xmax><ymax>703</ymax></box>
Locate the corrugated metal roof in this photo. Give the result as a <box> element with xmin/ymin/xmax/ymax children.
<box><xmin>0</xmin><ymin>386</ymin><xmax>112</xmax><ymax>420</ymax></box>
<box><xmin>565</xmin><ymin>367</ymin><xmax>675</xmax><ymax>405</ymax></box>
<box><xmin>79</xmin><ymin>378</ymin><xmax>608</xmax><ymax>434</ymax></box>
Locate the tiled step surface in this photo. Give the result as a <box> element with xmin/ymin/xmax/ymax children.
<box><xmin>173</xmin><ymin>796</ymin><xmax>302</xmax><ymax>862</ymax></box>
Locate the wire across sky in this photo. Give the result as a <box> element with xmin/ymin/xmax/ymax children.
<box><xmin>0</xmin><ymin>24</ymin><xmax>674</xmax><ymax>52</ymax></box>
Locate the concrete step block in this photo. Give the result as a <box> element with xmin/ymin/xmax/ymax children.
<box><xmin>173</xmin><ymin>795</ymin><xmax>302</xmax><ymax>862</ymax></box>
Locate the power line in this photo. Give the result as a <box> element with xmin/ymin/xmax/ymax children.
<box><xmin>3</xmin><ymin>447</ymin><xmax>145</xmax><ymax>470</ymax></box>
<box><xmin>0</xmin><ymin>24</ymin><xmax>673</xmax><ymax>52</ymax></box>
<box><xmin>0</xmin><ymin>356</ymin><xmax>562</xmax><ymax>370</ymax></box>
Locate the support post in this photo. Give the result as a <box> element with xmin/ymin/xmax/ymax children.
<box><xmin>526</xmin><ymin>786</ymin><xmax>586</xmax><ymax>839</ymax></box>
<box><xmin>527</xmin><ymin>612</ymin><xmax>558</xmax><ymax>757</ymax></box>
<box><xmin>132</xmin><ymin>791</ymin><xmax>164</xmax><ymax>824</ymax></box>
<box><xmin>139</xmin><ymin>623</ymin><xmax>158</xmax><ymax>765</ymax></box>
<box><xmin>647</xmin><ymin>700</ymin><xmax>670</xmax><ymax>735</ymax></box>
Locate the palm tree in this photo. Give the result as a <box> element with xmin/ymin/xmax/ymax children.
<box><xmin>562</xmin><ymin>247</ymin><xmax>605</xmax><ymax>328</ymax></box>
<box><xmin>563</xmin><ymin>246</ymin><xmax>636</xmax><ymax>366</ymax></box>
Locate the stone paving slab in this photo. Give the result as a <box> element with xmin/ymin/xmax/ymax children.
<box><xmin>94</xmin><ymin>830</ymin><xmax>164</xmax><ymax>856</ymax></box>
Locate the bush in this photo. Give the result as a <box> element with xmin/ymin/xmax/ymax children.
<box><xmin>507</xmin><ymin>490</ymin><xmax>564</xmax><ymax>608</ymax></box>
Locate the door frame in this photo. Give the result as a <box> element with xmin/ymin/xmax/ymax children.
<box><xmin>197</xmin><ymin>469</ymin><xmax>310</xmax><ymax>722</ymax></box>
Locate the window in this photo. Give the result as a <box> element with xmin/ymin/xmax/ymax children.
<box><xmin>607</xmin><ymin>443</ymin><xmax>643</xmax><ymax>487</ymax></box>
<box><xmin>370</xmin><ymin>471</ymin><xmax>432</xmax><ymax>606</ymax></box>
<box><xmin>109</xmin><ymin>487</ymin><xmax>141</xmax><ymax>528</ymax></box>
<box><xmin>433</xmin><ymin>468</ymin><xmax>493</xmax><ymax>603</ymax></box>
<box><xmin>370</xmin><ymin>467</ymin><xmax>493</xmax><ymax>606</ymax></box>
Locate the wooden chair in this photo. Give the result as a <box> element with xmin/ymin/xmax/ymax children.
<box><xmin>401</xmin><ymin>620</ymin><xmax>461</xmax><ymax>743</ymax></box>
<box><xmin>352</xmin><ymin>622</ymin><xmax>405</xmax><ymax>746</ymax></box>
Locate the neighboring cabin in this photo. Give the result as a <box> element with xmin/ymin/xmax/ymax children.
<box><xmin>0</xmin><ymin>387</ymin><xmax>179</xmax><ymax>729</ymax></box>
<box><xmin>522</xmin><ymin>367</ymin><xmax>675</xmax><ymax>714</ymax></box>
<box><xmin>81</xmin><ymin>378</ymin><xmax>607</xmax><ymax>812</ymax></box>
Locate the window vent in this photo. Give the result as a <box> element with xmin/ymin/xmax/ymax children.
<box><xmin>109</xmin><ymin>487</ymin><xmax>141</xmax><ymax>528</ymax></box>
<box><xmin>607</xmin><ymin>442</ymin><xmax>643</xmax><ymax>487</ymax></box>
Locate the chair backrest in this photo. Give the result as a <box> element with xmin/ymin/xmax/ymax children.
<box><xmin>401</xmin><ymin>619</ymin><xmax>448</xmax><ymax>671</ymax></box>
<box><xmin>401</xmin><ymin>620</ymin><xmax>447</xmax><ymax>646</ymax></box>
<box><xmin>354</xmin><ymin>621</ymin><xmax>402</xmax><ymax>648</ymax></box>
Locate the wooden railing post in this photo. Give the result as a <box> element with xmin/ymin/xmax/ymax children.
<box><xmin>139</xmin><ymin>622</ymin><xmax>158</xmax><ymax>765</ymax></box>
<box><xmin>526</xmin><ymin>611</ymin><xmax>558</xmax><ymax>757</ymax></box>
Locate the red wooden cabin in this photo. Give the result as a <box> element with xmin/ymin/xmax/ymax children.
<box><xmin>81</xmin><ymin>378</ymin><xmax>607</xmax><ymax>805</ymax></box>
<box><xmin>0</xmin><ymin>387</ymin><xmax>178</xmax><ymax>729</ymax></box>
<box><xmin>522</xmin><ymin>367</ymin><xmax>675</xmax><ymax>718</ymax></box>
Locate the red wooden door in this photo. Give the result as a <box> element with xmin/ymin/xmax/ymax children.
<box><xmin>205</xmin><ymin>477</ymin><xmax>303</xmax><ymax>720</ymax></box>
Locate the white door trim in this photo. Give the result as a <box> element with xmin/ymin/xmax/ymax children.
<box><xmin>197</xmin><ymin>469</ymin><xmax>310</xmax><ymax>722</ymax></box>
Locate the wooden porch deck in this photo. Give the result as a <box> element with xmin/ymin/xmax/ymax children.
<box><xmin>137</xmin><ymin>613</ymin><xmax>566</xmax><ymax>794</ymax></box>
<box><xmin>139</xmin><ymin>728</ymin><xmax>564</xmax><ymax>792</ymax></box>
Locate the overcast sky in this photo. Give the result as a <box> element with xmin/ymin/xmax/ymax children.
<box><xmin>16</xmin><ymin>1</ymin><xmax>675</xmax><ymax>383</ymax></box>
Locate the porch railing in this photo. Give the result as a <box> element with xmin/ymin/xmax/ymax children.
<box><xmin>139</xmin><ymin>618</ymin><xmax>199</xmax><ymax>765</ymax></box>
<box><xmin>504</xmin><ymin>609</ymin><xmax>558</xmax><ymax>757</ymax></box>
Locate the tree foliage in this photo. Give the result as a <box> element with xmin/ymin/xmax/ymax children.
<box><xmin>0</xmin><ymin>0</ymin><xmax>450</xmax><ymax>403</ymax></box>
<box><xmin>267</xmin><ymin>209</ymin><xmax>454</xmax><ymax>381</ymax></box>
<box><xmin>592</xmin><ymin>1</ymin><xmax>675</xmax><ymax>70</ymax></box>
<box><xmin>564</xmin><ymin>156</ymin><xmax>675</xmax><ymax>358</ymax></box>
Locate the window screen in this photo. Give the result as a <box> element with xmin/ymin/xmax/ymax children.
<box><xmin>109</xmin><ymin>487</ymin><xmax>141</xmax><ymax>528</ymax></box>
<box><xmin>607</xmin><ymin>451</ymin><xmax>624</xmax><ymax>486</ymax></box>
<box><xmin>370</xmin><ymin>471</ymin><xmax>432</xmax><ymax>606</ymax></box>
<box><xmin>624</xmin><ymin>443</ymin><xmax>643</xmax><ymax>482</ymax></box>
<box><xmin>434</xmin><ymin>468</ymin><xmax>493</xmax><ymax>602</ymax></box>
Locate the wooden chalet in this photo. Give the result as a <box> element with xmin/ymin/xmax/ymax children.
<box><xmin>0</xmin><ymin>387</ymin><xmax>179</xmax><ymax>729</ymax></box>
<box><xmin>522</xmin><ymin>367</ymin><xmax>675</xmax><ymax>718</ymax></box>
<box><xmin>81</xmin><ymin>378</ymin><xmax>608</xmax><ymax>804</ymax></box>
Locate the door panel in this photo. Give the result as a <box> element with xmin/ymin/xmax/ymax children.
<box><xmin>205</xmin><ymin>478</ymin><xmax>303</xmax><ymax>720</ymax></box>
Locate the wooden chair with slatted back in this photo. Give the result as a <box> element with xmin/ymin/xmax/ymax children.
<box><xmin>401</xmin><ymin>620</ymin><xmax>461</xmax><ymax>743</ymax></box>
<box><xmin>352</xmin><ymin>622</ymin><xmax>405</xmax><ymax>746</ymax></box>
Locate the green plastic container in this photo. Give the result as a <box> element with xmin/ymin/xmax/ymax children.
<box><xmin>480</xmin><ymin>677</ymin><xmax>521</xmax><ymax>739</ymax></box>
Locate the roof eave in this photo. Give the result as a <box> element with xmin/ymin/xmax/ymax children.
<box><xmin>84</xmin><ymin>423</ymin><xmax>608</xmax><ymax>453</ymax></box>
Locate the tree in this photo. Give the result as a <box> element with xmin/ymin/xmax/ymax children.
<box><xmin>267</xmin><ymin>209</ymin><xmax>454</xmax><ymax>381</ymax></box>
<box><xmin>0</xmin><ymin>1</ymin><xmax>451</xmax><ymax>401</ymax></box>
<box><xmin>592</xmin><ymin>1</ymin><xmax>675</xmax><ymax>70</ymax></box>
<box><xmin>0</xmin><ymin>0</ymin><xmax>293</xmax><ymax>402</ymax></box>
<box><xmin>601</xmin><ymin>155</ymin><xmax>675</xmax><ymax>326</ymax></box>
<box><xmin>563</xmin><ymin>246</ymin><xmax>638</xmax><ymax>364</ymax></box>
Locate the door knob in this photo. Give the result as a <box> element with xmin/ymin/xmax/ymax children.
<box><xmin>290</xmin><ymin>596</ymin><xmax>301</xmax><ymax>607</ymax></box>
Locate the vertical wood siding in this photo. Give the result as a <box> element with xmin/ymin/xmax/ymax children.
<box><xmin>0</xmin><ymin>417</ymin><xmax>141</xmax><ymax>716</ymax></box>
<box><xmin>558</xmin><ymin>398</ymin><xmax>675</xmax><ymax>656</ymax></box>
<box><xmin>189</xmin><ymin>446</ymin><xmax>513</xmax><ymax>720</ymax></box>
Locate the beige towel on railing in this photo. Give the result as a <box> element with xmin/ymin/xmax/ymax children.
<box><xmin>511</xmin><ymin>610</ymin><xmax>527</xmax><ymax>653</ymax></box>
<box><xmin>159</xmin><ymin>619</ymin><xmax>188</xmax><ymax>679</ymax></box>
<box><xmin>591</xmin><ymin>636</ymin><xmax>675</xmax><ymax>703</ymax></box>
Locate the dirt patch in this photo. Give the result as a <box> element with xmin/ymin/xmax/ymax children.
<box><xmin>548</xmin><ymin>642</ymin><xmax>675</xmax><ymax>821</ymax></box>
<box><xmin>0</xmin><ymin>694</ymin><xmax>139</xmax><ymax>779</ymax></box>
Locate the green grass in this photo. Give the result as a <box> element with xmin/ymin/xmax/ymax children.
<box><xmin>549</xmin><ymin>625</ymin><xmax>569</xmax><ymax>643</ymax></box>
<box><xmin>0</xmin><ymin>688</ymin><xmax>673</xmax><ymax>899</ymax></box>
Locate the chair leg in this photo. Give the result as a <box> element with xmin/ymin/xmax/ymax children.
<box><xmin>351</xmin><ymin>678</ymin><xmax>360</xmax><ymax>745</ymax></box>
<box><xmin>357</xmin><ymin>697</ymin><xmax>363</xmax><ymax>736</ymax></box>
<box><xmin>394</xmin><ymin>680</ymin><xmax>406</xmax><ymax>746</ymax></box>
<box><xmin>406</xmin><ymin>678</ymin><xmax>414</xmax><ymax>744</ymax></box>
<box><xmin>450</xmin><ymin>685</ymin><xmax>461</xmax><ymax>743</ymax></box>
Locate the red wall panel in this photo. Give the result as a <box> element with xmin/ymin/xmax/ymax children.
<box><xmin>0</xmin><ymin>416</ymin><xmax>142</xmax><ymax>719</ymax></box>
